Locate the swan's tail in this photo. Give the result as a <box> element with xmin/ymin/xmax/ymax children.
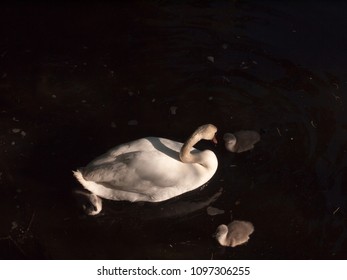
<box><xmin>72</xmin><ymin>170</ymin><xmax>103</xmax><ymax>215</ymax></box>
<box><xmin>72</xmin><ymin>169</ymin><xmax>106</xmax><ymax>198</ymax></box>
<box><xmin>73</xmin><ymin>169</ymin><xmax>97</xmax><ymax>192</ymax></box>
<box><xmin>73</xmin><ymin>169</ymin><xmax>86</xmax><ymax>186</ymax></box>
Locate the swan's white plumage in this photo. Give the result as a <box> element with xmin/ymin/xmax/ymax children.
<box><xmin>73</xmin><ymin>128</ymin><xmax>218</xmax><ymax>203</ymax></box>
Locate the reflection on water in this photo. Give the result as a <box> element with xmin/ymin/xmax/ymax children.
<box><xmin>0</xmin><ymin>1</ymin><xmax>346</xmax><ymax>259</ymax></box>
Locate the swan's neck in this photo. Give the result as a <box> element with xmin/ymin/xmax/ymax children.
<box><xmin>179</xmin><ymin>132</ymin><xmax>203</xmax><ymax>164</ymax></box>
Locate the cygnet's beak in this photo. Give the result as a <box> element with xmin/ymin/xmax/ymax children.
<box><xmin>212</xmin><ymin>135</ymin><xmax>218</xmax><ymax>144</ymax></box>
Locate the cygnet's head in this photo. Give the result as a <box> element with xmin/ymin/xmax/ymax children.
<box><xmin>223</xmin><ymin>133</ymin><xmax>237</xmax><ymax>152</ymax></box>
<box><xmin>224</xmin><ymin>130</ymin><xmax>260</xmax><ymax>153</ymax></box>
<box><xmin>215</xmin><ymin>224</ymin><xmax>229</xmax><ymax>239</ymax></box>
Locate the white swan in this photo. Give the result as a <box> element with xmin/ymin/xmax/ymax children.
<box><xmin>73</xmin><ymin>124</ymin><xmax>218</xmax><ymax>215</ymax></box>
<box><xmin>223</xmin><ymin>130</ymin><xmax>260</xmax><ymax>153</ymax></box>
<box><xmin>215</xmin><ymin>220</ymin><xmax>254</xmax><ymax>247</ymax></box>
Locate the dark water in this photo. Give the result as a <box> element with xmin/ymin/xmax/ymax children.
<box><xmin>0</xmin><ymin>1</ymin><xmax>346</xmax><ymax>259</ymax></box>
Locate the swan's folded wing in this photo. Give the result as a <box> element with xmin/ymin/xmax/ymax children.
<box><xmin>82</xmin><ymin>152</ymin><xmax>140</xmax><ymax>184</ymax></box>
<box><xmin>108</xmin><ymin>138</ymin><xmax>155</xmax><ymax>157</ymax></box>
<box><xmin>81</xmin><ymin>149</ymin><xmax>179</xmax><ymax>193</ymax></box>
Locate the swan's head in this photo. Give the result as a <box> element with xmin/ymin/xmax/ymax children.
<box><xmin>223</xmin><ymin>133</ymin><xmax>237</xmax><ymax>151</ymax></box>
<box><xmin>199</xmin><ymin>124</ymin><xmax>218</xmax><ymax>143</ymax></box>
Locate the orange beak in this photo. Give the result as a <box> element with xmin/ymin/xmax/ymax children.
<box><xmin>212</xmin><ymin>135</ymin><xmax>218</xmax><ymax>144</ymax></box>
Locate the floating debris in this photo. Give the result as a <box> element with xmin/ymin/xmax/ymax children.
<box><xmin>12</xmin><ymin>128</ymin><xmax>26</xmax><ymax>137</ymax></box>
<box><xmin>222</xmin><ymin>43</ymin><xmax>228</xmax><ymax>49</ymax></box>
<box><xmin>128</xmin><ymin>91</ymin><xmax>134</xmax><ymax>96</ymax></box>
<box><xmin>11</xmin><ymin>141</ymin><xmax>15</xmax><ymax>146</ymax></box>
<box><xmin>276</xmin><ymin>127</ymin><xmax>282</xmax><ymax>136</ymax></box>
<box><xmin>331</xmin><ymin>92</ymin><xmax>341</xmax><ymax>101</ymax></box>
<box><xmin>110</xmin><ymin>122</ymin><xmax>117</xmax><ymax>128</ymax></box>
<box><xmin>152</xmin><ymin>98</ymin><xmax>156</xmax><ymax>103</ymax></box>
<box><xmin>333</xmin><ymin>207</ymin><xmax>340</xmax><ymax>215</ymax></box>
<box><xmin>51</xmin><ymin>94</ymin><xmax>57</xmax><ymax>99</ymax></box>
<box><xmin>128</xmin><ymin>120</ymin><xmax>138</xmax><ymax>126</ymax></box>
<box><xmin>1</xmin><ymin>73</ymin><xmax>7</xmax><ymax>79</ymax></box>
<box><xmin>311</xmin><ymin>120</ymin><xmax>317</xmax><ymax>128</ymax></box>
<box><xmin>332</xmin><ymin>83</ymin><xmax>339</xmax><ymax>90</ymax></box>
<box><xmin>207</xmin><ymin>56</ymin><xmax>215</xmax><ymax>63</ymax></box>
<box><xmin>12</xmin><ymin>117</ymin><xmax>19</xmax><ymax>122</ymax></box>
<box><xmin>222</xmin><ymin>76</ymin><xmax>230</xmax><ymax>82</ymax></box>
<box><xmin>170</xmin><ymin>106</ymin><xmax>178</xmax><ymax>115</ymax></box>
<box><xmin>207</xmin><ymin>206</ymin><xmax>225</xmax><ymax>216</ymax></box>
<box><xmin>26</xmin><ymin>211</ymin><xmax>36</xmax><ymax>233</ymax></box>
<box><xmin>252</xmin><ymin>60</ymin><xmax>258</xmax><ymax>65</ymax></box>
<box><xmin>240</xmin><ymin>61</ymin><xmax>249</xmax><ymax>70</ymax></box>
<box><xmin>208</xmin><ymin>96</ymin><xmax>213</xmax><ymax>101</ymax></box>
<box><xmin>11</xmin><ymin>221</ymin><xmax>18</xmax><ymax>230</ymax></box>
<box><xmin>81</xmin><ymin>100</ymin><xmax>87</xmax><ymax>103</ymax></box>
